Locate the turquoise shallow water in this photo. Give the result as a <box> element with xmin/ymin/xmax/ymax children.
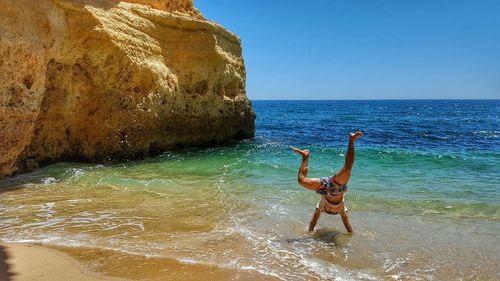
<box><xmin>0</xmin><ymin>100</ymin><xmax>499</xmax><ymax>280</ymax></box>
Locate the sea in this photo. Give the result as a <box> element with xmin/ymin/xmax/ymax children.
<box><xmin>0</xmin><ymin>100</ymin><xmax>499</xmax><ymax>280</ymax></box>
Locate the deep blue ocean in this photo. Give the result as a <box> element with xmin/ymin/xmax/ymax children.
<box><xmin>1</xmin><ymin>99</ymin><xmax>499</xmax><ymax>280</ymax></box>
<box><xmin>256</xmin><ymin>99</ymin><xmax>498</xmax><ymax>151</ymax></box>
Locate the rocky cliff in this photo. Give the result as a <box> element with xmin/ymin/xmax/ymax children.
<box><xmin>0</xmin><ymin>0</ymin><xmax>255</xmax><ymax>178</ymax></box>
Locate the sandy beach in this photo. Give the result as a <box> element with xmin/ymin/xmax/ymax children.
<box><xmin>0</xmin><ymin>242</ymin><xmax>279</xmax><ymax>281</ymax></box>
<box><xmin>0</xmin><ymin>243</ymin><xmax>114</xmax><ymax>281</ymax></box>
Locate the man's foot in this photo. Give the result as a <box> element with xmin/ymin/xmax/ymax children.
<box><xmin>349</xmin><ymin>131</ymin><xmax>363</xmax><ymax>142</ymax></box>
<box><xmin>291</xmin><ymin>147</ymin><xmax>310</xmax><ymax>158</ymax></box>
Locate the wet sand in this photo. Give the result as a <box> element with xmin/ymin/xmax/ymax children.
<box><xmin>55</xmin><ymin>245</ymin><xmax>280</xmax><ymax>281</ymax></box>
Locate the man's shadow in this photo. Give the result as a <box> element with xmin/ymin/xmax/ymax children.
<box><xmin>286</xmin><ymin>227</ymin><xmax>352</xmax><ymax>248</ymax></box>
<box><xmin>0</xmin><ymin>245</ymin><xmax>14</xmax><ymax>281</ymax></box>
<box><xmin>312</xmin><ymin>227</ymin><xmax>349</xmax><ymax>245</ymax></box>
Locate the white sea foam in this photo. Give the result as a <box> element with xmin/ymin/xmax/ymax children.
<box><xmin>41</xmin><ymin>177</ymin><xmax>58</xmax><ymax>184</ymax></box>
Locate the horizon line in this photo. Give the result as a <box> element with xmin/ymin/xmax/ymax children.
<box><xmin>249</xmin><ymin>98</ymin><xmax>500</xmax><ymax>101</ymax></box>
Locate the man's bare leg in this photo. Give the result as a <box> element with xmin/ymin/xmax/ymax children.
<box><xmin>334</xmin><ymin>131</ymin><xmax>362</xmax><ymax>185</ymax></box>
<box><xmin>292</xmin><ymin>147</ymin><xmax>321</xmax><ymax>191</ymax></box>
<box><xmin>309</xmin><ymin>207</ymin><xmax>322</xmax><ymax>231</ymax></box>
<box><xmin>340</xmin><ymin>211</ymin><xmax>353</xmax><ymax>234</ymax></box>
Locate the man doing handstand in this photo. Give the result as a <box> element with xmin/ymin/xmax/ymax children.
<box><xmin>292</xmin><ymin>131</ymin><xmax>362</xmax><ymax>234</ymax></box>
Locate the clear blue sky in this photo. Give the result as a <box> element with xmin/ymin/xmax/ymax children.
<box><xmin>197</xmin><ymin>0</ymin><xmax>500</xmax><ymax>100</ymax></box>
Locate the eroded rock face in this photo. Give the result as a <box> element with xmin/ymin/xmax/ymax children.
<box><xmin>0</xmin><ymin>0</ymin><xmax>255</xmax><ymax>178</ymax></box>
